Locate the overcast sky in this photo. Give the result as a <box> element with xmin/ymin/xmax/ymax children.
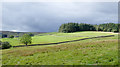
<box><xmin>2</xmin><ymin>2</ymin><xmax>118</xmax><ymax>32</ymax></box>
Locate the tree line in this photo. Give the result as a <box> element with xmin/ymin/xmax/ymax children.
<box><xmin>59</xmin><ymin>23</ymin><xmax>119</xmax><ymax>33</ymax></box>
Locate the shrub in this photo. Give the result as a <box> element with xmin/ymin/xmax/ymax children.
<box><xmin>2</xmin><ymin>42</ymin><xmax>12</xmax><ymax>49</ymax></box>
<box><xmin>9</xmin><ymin>35</ymin><xmax>14</xmax><ymax>38</ymax></box>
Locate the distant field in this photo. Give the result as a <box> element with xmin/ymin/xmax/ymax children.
<box><xmin>1</xmin><ymin>31</ymin><xmax>116</xmax><ymax>46</ymax></box>
<box><xmin>1</xmin><ymin>31</ymin><xmax>118</xmax><ymax>65</ymax></box>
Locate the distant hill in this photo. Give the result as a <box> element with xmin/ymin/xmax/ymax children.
<box><xmin>0</xmin><ymin>31</ymin><xmax>46</xmax><ymax>38</ymax></box>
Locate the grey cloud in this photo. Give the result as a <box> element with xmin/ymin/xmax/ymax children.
<box><xmin>2</xmin><ymin>2</ymin><xmax>118</xmax><ymax>32</ymax></box>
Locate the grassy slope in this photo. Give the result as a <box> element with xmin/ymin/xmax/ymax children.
<box><xmin>2</xmin><ymin>32</ymin><xmax>118</xmax><ymax>65</ymax></box>
<box><xmin>1</xmin><ymin>31</ymin><xmax>115</xmax><ymax>46</ymax></box>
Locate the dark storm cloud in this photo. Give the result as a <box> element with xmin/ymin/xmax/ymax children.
<box><xmin>2</xmin><ymin>2</ymin><xmax>118</xmax><ymax>32</ymax></box>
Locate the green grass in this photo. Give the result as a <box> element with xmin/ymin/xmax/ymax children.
<box><xmin>0</xmin><ymin>51</ymin><xmax>2</xmax><ymax>67</ymax></box>
<box><xmin>1</xmin><ymin>31</ymin><xmax>116</xmax><ymax>46</ymax></box>
<box><xmin>52</xmin><ymin>31</ymin><xmax>114</xmax><ymax>37</ymax></box>
<box><xmin>1</xmin><ymin>38</ymin><xmax>20</xmax><ymax>46</ymax></box>
<box><xmin>1</xmin><ymin>31</ymin><xmax>118</xmax><ymax>65</ymax></box>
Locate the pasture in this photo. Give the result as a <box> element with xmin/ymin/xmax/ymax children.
<box><xmin>1</xmin><ymin>31</ymin><xmax>118</xmax><ymax>65</ymax></box>
<box><xmin>1</xmin><ymin>31</ymin><xmax>115</xmax><ymax>46</ymax></box>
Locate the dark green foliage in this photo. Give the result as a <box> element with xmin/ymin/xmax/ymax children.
<box><xmin>0</xmin><ymin>34</ymin><xmax>2</xmax><ymax>38</ymax></box>
<box><xmin>112</xmin><ymin>28</ymin><xmax>118</xmax><ymax>32</ymax></box>
<box><xmin>0</xmin><ymin>41</ymin><xmax>2</xmax><ymax>45</ymax></box>
<box><xmin>2</xmin><ymin>42</ymin><xmax>12</xmax><ymax>49</ymax></box>
<box><xmin>29</xmin><ymin>33</ymin><xmax>34</xmax><ymax>36</ymax></box>
<box><xmin>59</xmin><ymin>22</ymin><xmax>119</xmax><ymax>33</ymax></box>
<box><xmin>20</xmin><ymin>34</ymin><xmax>32</xmax><ymax>46</ymax></box>
<box><xmin>107</xmin><ymin>28</ymin><xmax>112</xmax><ymax>32</ymax></box>
<box><xmin>59</xmin><ymin>23</ymin><xmax>96</xmax><ymax>33</ymax></box>
<box><xmin>2</xmin><ymin>34</ymin><xmax>7</xmax><ymax>38</ymax></box>
<box><xmin>103</xmin><ymin>28</ymin><xmax>107</xmax><ymax>32</ymax></box>
<box><xmin>79</xmin><ymin>23</ymin><xmax>96</xmax><ymax>31</ymax></box>
<box><xmin>97</xmin><ymin>23</ymin><xmax>119</xmax><ymax>32</ymax></box>
<box><xmin>9</xmin><ymin>35</ymin><xmax>14</xmax><ymax>38</ymax></box>
<box><xmin>59</xmin><ymin>23</ymin><xmax>79</xmax><ymax>33</ymax></box>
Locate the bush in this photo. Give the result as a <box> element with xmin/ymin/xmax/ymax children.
<box><xmin>2</xmin><ymin>42</ymin><xmax>12</xmax><ymax>49</ymax></box>
<box><xmin>9</xmin><ymin>35</ymin><xmax>14</xmax><ymax>38</ymax></box>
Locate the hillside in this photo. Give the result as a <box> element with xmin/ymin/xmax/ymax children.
<box><xmin>1</xmin><ymin>31</ymin><xmax>116</xmax><ymax>46</ymax></box>
<box><xmin>1</xmin><ymin>31</ymin><xmax>118</xmax><ymax>65</ymax></box>
<box><xmin>0</xmin><ymin>31</ymin><xmax>46</xmax><ymax>38</ymax></box>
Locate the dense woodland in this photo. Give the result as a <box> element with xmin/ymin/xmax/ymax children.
<box><xmin>59</xmin><ymin>23</ymin><xmax>119</xmax><ymax>33</ymax></box>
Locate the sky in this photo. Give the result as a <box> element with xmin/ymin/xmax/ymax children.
<box><xmin>1</xmin><ymin>2</ymin><xmax>118</xmax><ymax>32</ymax></box>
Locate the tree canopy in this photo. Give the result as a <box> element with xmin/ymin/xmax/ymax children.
<box><xmin>95</xmin><ymin>23</ymin><xmax>119</xmax><ymax>32</ymax></box>
<box><xmin>20</xmin><ymin>34</ymin><xmax>32</xmax><ymax>46</ymax></box>
<box><xmin>59</xmin><ymin>22</ymin><xmax>119</xmax><ymax>33</ymax></box>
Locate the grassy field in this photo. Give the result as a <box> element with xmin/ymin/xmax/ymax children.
<box><xmin>1</xmin><ymin>31</ymin><xmax>118</xmax><ymax>65</ymax></box>
<box><xmin>1</xmin><ymin>31</ymin><xmax>115</xmax><ymax>46</ymax></box>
